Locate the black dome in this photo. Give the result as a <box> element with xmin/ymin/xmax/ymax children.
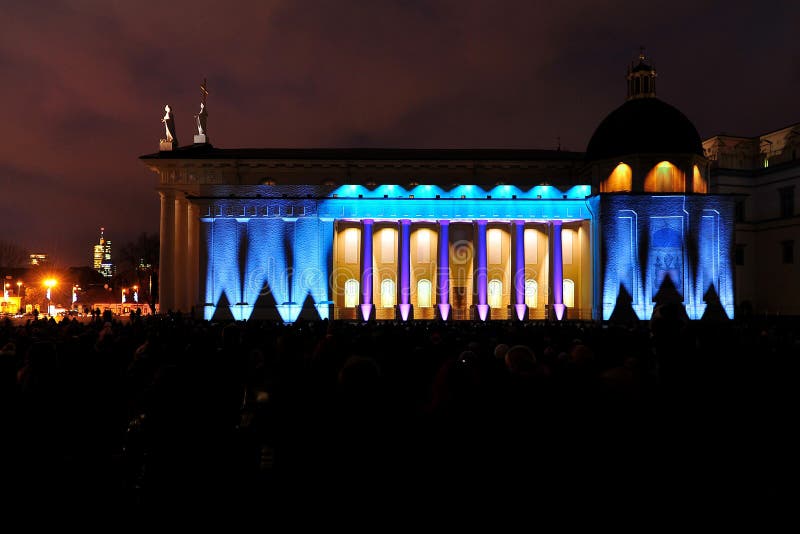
<box><xmin>586</xmin><ymin>98</ymin><xmax>703</xmax><ymax>161</ymax></box>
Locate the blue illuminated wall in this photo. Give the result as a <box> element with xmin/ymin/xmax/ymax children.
<box><xmin>198</xmin><ymin>183</ymin><xmax>592</xmax><ymax>322</ymax></box>
<box><xmin>595</xmin><ymin>194</ymin><xmax>735</xmax><ymax>321</ymax></box>
<box><xmin>198</xmin><ymin>183</ymin><xmax>734</xmax><ymax>323</ymax></box>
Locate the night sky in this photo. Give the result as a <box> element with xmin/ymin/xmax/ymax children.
<box><xmin>2</xmin><ymin>0</ymin><xmax>798</xmax><ymax>267</ymax></box>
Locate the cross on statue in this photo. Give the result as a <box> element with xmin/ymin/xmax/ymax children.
<box><xmin>200</xmin><ymin>78</ymin><xmax>209</xmax><ymax>105</ymax></box>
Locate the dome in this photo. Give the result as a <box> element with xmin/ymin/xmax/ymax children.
<box><xmin>585</xmin><ymin>98</ymin><xmax>703</xmax><ymax>161</ymax></box>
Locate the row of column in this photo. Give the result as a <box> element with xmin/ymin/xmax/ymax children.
<box><xmin>357</xmin><ymin>219</ymin><xmax>565</xmax><ymax>321</ymax></box>
<box><xmin>159</xmin><ymin>190</ymin><xmax>200</xmax><ymax>314</ymax></box>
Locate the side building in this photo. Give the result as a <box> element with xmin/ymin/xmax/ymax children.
<box><xmin>704</xmin><ymin>124</ymin><xmax>800</xmax><ymax>315</ymax></box>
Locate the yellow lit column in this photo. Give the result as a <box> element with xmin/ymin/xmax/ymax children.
<box><xmin>174</xmin><ymin>194</ymin><xmax>188</xmax><ymax>312</ymax></box>
<box><xmin>159</xmin><ymin>190</ymin><xmax>176</xmax><ymax>313</ymax></box>
<box><xmin>187</xmin><ymin>202</ymin><xmax>201</xmax><ymax>317</ymax></box>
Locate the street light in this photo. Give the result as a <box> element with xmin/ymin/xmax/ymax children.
<box><xmin>44</xmin><ymin>278</ymin><xmax>56</xmax><ymax>317</ymax></box>
<box><xmin>17</xmin><ymin>281</ymin><xmax>22</xmax><ymax>297</ymax></box>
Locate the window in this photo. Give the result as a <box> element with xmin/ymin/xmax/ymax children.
<box><xmin>524</xmin><ymin>279</ymin><xmax>538</xmax><ymax>309</ymax></box>
<box><xmin>644</xmin><ymin>161</ymin><xmax>685</xmax><ymax>193</ymax></box>
<box><xmin>524</xmin><ymin>229</ymin><xmax>538</xmax><ymax>264</ymax></box>
<box><xmin>692</xmin><ymin>165</ymin><xmax>707</xmax><ymax>194</ymax></box>
<box><xmin>779</xmin><ymin>186</ymin><xmax>795</xmax><ymax>218</ymax></box>
<box><xmin>488</xmin><ymin>279</ymin><xmax>503</xmax><ymax>309</ymax></box>
<box><xmin>344</xmin><ymin>228</ymin><xmax>358</xmax><ymax>264</ymax></box>
<box><xmin>602</xmin><ymin>163</ymin><xmax>632</xmax><ymax>192</ymax></box>
<box><xmin>735</xmin><ymin>200</ymin><xmax>746</xmax><ymax>223</ymax></box>
<box><xmin>380</xmin><ymin>278</ymin><xmax>396</xmax><ymax>308</ymax></box>
<box><xmin>735</xmin><ymin>245</ymin><xmax>745</xmax><ymax>266</ymax></box>
<box><xmin>344</xmin><ymin>279</ymin><xmax>359</xmax><ymax>308</ymax></box>
<box><xmin>381</xmin><ymin>230</ymin><xmax>395</xmax><ymax>263</ymax></box>
<box><xmin>781</xmin><ymin>240</ymin><xmax>794</xmax><ymax>264</ymax></box>
<box><xmin>563</xmin><ymin>279</ymin><xmax>575</xmax><ymax>309</ymax></box>
<box><xmin>562</xmin><ymin>230</ymin><xmax>573</xmax><ymax>265</ymax></box>
<box><xmin>417</xmin><ymin>279</ymin><xmax>432</xmax><ymax>308</ymax></box>
<box><xmin>488</xmin><ymin>229</ymin><xmax>503</xmax><ymax>265</ymax></box>
<box><xmin>417</xmin><ymin>229</ymin><xmax>431</xmax><ymax>263</ymax></box>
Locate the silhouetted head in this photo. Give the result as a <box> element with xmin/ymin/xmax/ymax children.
<box><xmin>505</xmin><ymin>345</ymin><xmax>536</xmax><ymax>375</ymax></box>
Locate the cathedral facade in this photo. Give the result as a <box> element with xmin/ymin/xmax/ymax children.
<box><xmin>142</xmin><ymin>55</ymin><xmax>736</xmax><ymax>322</ymax></box>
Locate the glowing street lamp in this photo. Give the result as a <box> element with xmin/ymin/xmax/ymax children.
<box><xmin>17</xmin><ymin>281</ymin><xmax>22</xmax><ymax>297</ymax></box>
<box><xmin>132</xmin><ymin>285</ymin><xmax>139</xmax><ymax>303</ymax></box>
<box><xmin>44</xmin><ymin>278</ymin><xmax>57</xmax><ymax>316</ymax></box>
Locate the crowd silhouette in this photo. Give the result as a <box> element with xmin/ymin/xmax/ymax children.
<box><xmin>1</xmin><ymin>312</ymin><xmax>796</xmax><ymax>515</ymax></box>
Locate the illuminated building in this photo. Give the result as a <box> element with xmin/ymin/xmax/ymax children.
<box><xmin>142</xmin><ymin>53</ymin><xmax>736</xmax><ymax>322</ymax></box>
<box><xmin>92</xmin><ymin>227</ymin><xmax>114</xmax><ymax>279</ymax></box>
<box><xmin>704</xmin><ymin>123</ymin><xmax>800</xmax><ymax>315</ymax></box>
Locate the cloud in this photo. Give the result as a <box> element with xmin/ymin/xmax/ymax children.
<box><xmin>0</xmin><ymin>0</ymin><xmax>797</xmax><ymax>264</ymax></box>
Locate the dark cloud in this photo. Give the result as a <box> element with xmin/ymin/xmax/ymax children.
<box><xmin>0</xmin><ymin>0</ymin><xmax>797</xmax><ymax>265</ymax></box>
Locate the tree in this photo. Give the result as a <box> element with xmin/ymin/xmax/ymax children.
<box><xmin>0</xmin><ymin>240</ymin><xmax>28</xmax><ymax>268</ymax></box>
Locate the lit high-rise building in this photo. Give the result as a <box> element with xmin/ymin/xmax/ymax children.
<box><xmin>29</xmin><ymin>253</ymin><xmax>48</xmax><ymax>266</ymax></box>
<box><xmin>93</xmin><ymin>227</ymin><xmax>114</xmax><ymax>278</ymax></box>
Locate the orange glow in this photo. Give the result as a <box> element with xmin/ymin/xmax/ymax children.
<box><xmin>602</xmin><ymin>163</ymin><xmax>632</xmax><ymax>192</ymax></box>
<box><xmin>644</xmin><ymin>161</ymin><xmax>685</xmax><ymax>192</ymax></box>
<box><xmin>692</xmin><ymin>165</ymin><xmax>707</xmax><ymax>193</ymax></box>
<box><xmin>44</xmin><ymin>278</ymin><xmax>57</xmax><ymax>289</ymax></box>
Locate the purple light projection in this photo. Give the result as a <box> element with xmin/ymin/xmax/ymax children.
<box><xmin>475</xmin><ymin>220</ymin><xmax>489</xmax><ymax>321</ymax></box>
<box><xmin>360</xmin><ymin>219</ymin><xmax>374</xmax><ymax>321</ymax></box>
<box><xmin>513</xmin><ymin>220</ymin><xmax>527</xmax><ymax>321</ymax></box>
<box><xmin>398</xmin><ymin>219</ymin><xmax>411</xmax><ymax>321</ymax></box>
<box><xmin>551</xmin><ymin>220</ymin><xmax>565</xmax><ymax>320</ymax></box>
<box><xmin>437</xmin><ymin>220</ymin><xmax>450</xmax><ymax>321</ymax></box>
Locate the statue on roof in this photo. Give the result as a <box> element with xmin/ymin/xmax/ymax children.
<box><xmin>161</xmin><ymin>104</ymin><xmax>178</xmax><ymax>146</ymax></box>
<box><xmin>193</xmin><ymin>78</ymin><xmax>210</xmax><ymax>143</ymax></box>
<box><xmin>195</xmin><ymin>102</ymin><xmax>208</xmax><ymax>136</ymax></box>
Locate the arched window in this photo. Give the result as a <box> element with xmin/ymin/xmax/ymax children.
<box><xmin>380</xmin><ymin>278</ymin><xmax>396</xmax><ymax>308</ymax></box>
<box><xmin>563</xmin><ymin>279</ymin><xmax>575</xmax><ymax>309</ymax></box>
<box><xmin>417</xmin><ymin>279</ymin><xmax>432</xmax><ymax>308</ymax></box>
<box><xmin>488</xmin><ymin>279</ymin><xmax>503</xmax><ymax>309</ymax></box>
<box><xmin>644</xmin><ymin>161</ymin><xmax>685</xmax><ymax>192</ymax></box>
<box><xmin>344</xmin><ymin>279</ymin><xmax>359</xmax><ymax>308</ymax></box>
<box><xmin>602</xmin><ymin>163</ymin><xmax>632</xmax><ymax>192</ymax></box>
<box><xmin>525</xmin><ymin>279</ymin><xmax>538</xmax><ymax>309</ymax></box>
<box><xmin>692</xmin><ymin>165</ymin><xmax>707</xmax><ymax>194</ymax></box>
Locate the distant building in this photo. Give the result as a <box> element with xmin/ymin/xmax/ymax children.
<box><xmin>704</xmin><ymin>123</ymin><xmax>800</xmax><ymax>315</ymax></box>
<box><xmin>92</xmin><ymin>227</ymin><xmax>115</xmax><ymax>278</ymax></box>
<box><xmin>29</xmin><ymin>253</ymin><xmax>48</xmax><ymax>266</ymax></box>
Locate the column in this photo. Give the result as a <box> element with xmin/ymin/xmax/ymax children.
<box><xmin>512</xmin><ymin>220</ymin><xmax>527</xmax><ymax>321</ymax></box>
<box><xmin>437</xmin><ymin>220</ymin><xmax>450</xmax><ymax>321</ymax></box>
<box><xmin>159</xmin><ymin>190</ymin><xmax>175</xmax><ymax>313</ymax></box>
<box><xmin>551</xmin><ymin>220</ymin><xmax>565</xmax><ymax>320</ymax></box>
<box><xmin>397</xmin><ymin>219</ymin><xmax>412</xmax><ymax>321</ymax></box>
<box><xmin>475</xmin><ymin>220</ymin><xmax>489</xmax><ymax>321</ymax></box>
<box><xmin>360</xmin><ymin>219</ymin><xmax>374</xmax><ymax>321</ymax></box>
<box><xmin>174</xmin><ymin>195</ymin><xmax>188</xmax><ymax>313</ymax></box>
<box><xmin>187</xmin><ymin>203</ymin><xmax>201</xmax><ymax>318</ymax></box>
